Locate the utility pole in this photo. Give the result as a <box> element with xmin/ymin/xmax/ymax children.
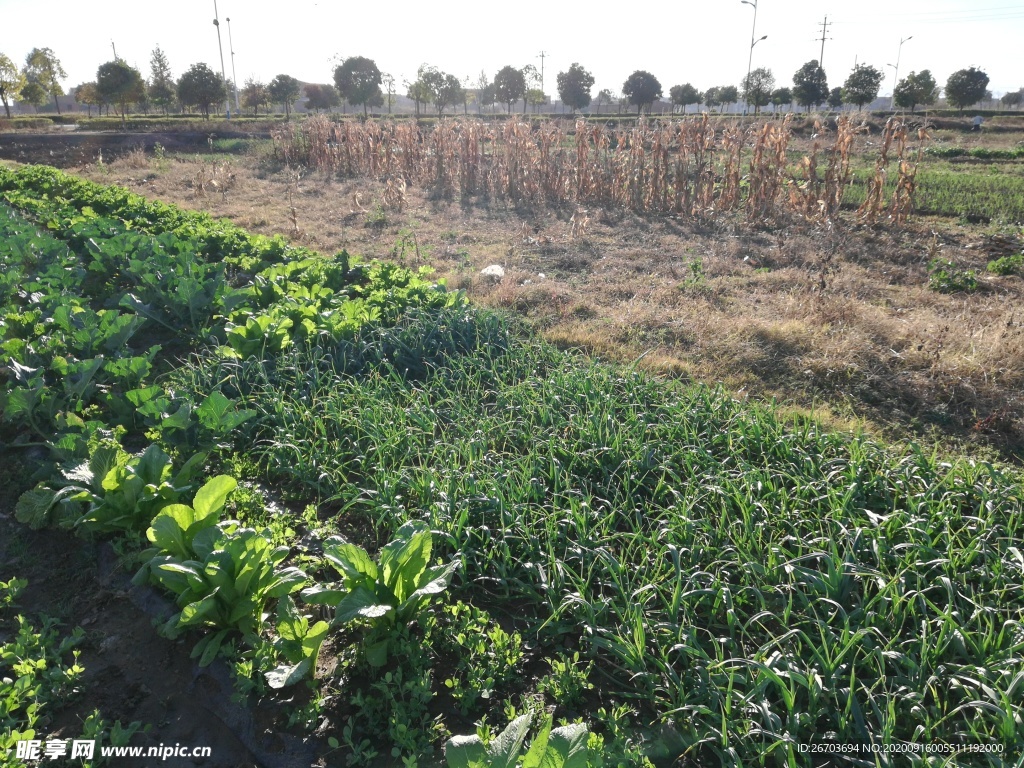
<box><xmin>226</xmin><ymin>17</ymin><xmax>240</xmax><ymax>113</ymax></box>
<box><xmin>213</xmin><ymin>0</ymin><xmax>230</xmax><ymax>119</ymax></box>
<box><xmin>538</xmin><ymin>51</ymin><xmax>547</xmax><ymax>96</ymax></box>
<box><xmin>816</xmin><ymin>15</ymin><xmax>832</xmax><ymax>69</ymax></box>
<box><xmin>111</xmin><ymin>41</ymin><xmax>117</xmax><ymax>60</ymax></box>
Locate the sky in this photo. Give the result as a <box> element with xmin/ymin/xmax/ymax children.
<box><xmin>3</xmin><ymin>0</ymin><xmax>1023</xmax><ymax>99</ymax></box>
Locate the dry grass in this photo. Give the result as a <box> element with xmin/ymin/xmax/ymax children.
<box><xmin>77</xmin><ymin>135</ymin><xmax>1024</xmax><ymax>460</ymax></box>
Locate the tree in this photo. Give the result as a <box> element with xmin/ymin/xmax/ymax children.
<box><xmin>703</xmin><ymin>86</ymin><xmax>722</xmax><ymax>112</ymax></box>
<box><xmin>381</xmin><ymin>73</ymin><xmax>396</xmax><ymax>114</ymax></box>
<box><xmin>792</xmin><ymin>60</ymin><xmax>828</xmax><ymax>111</ymax></box>
<box><xmin>23</xmin><ymin>48</ymin><xmax>66</xmax><ymax>114</ymax></box>
<box><xmin>842</xmin><ymin>64</ymin><xmax>883</xmax><ymax>110</ymax></box>
<box><xmin>268</xmin><ymin>74</ymin><xmax>300</xmax><ymax>118</ymax></box>
<box><xmin>741</xmin><ymin>68</ymin><xmax>774</xmax><ymax>114</ymax></box>
<box><xmin>304</xmin><ymin>83</ymin><xmax>340</xmax><ymax>113</ymax></box>
<box><xmin>96</xmin><ymin>59</ymin><xmax>145</xmax><ymax>125</ymax></box>
<box><xmin>475</xmin><ymin>71</ymin><xmax>491</xmax><ymax>114</ymax></box>
<box><xmin>73</xmin><ymin>82</ymin><xmax>101</xmax><ymax>117</ymax></box>
<box><xmin>622</xmin><ymin>70</ymin><xmax>663</xmax><ymax>116</ymax></box>
<box><xmin>415</xmin><ymin>66</ymin><xmax>463</xmax><ymax>115</ymax></box>
<box><xmin>827</xmin><ymin>87</ymin><xmax>844</xmax><ymax>109</ymax></box>
<box><xmin>719</xmin><ymin>85</ymin><xmax>739</xmax><ymax>112</ymax></box>
<box><xmin>0</xmin><ymin>53</ymin><xmax>26</xmax><ymax>118</ymax></box>
<box><xmin>594</xmin><ymin>88</ymin><xmax>614</xmax><ymax>115</ymax></box>
<box><xmin>556</xmin><ymin>63</ymin><xmax>594</xmax><ymax>113</ymax></box>
<box><xmin>242</xmin><ymin>78</ymin><xmax>270</xmax><ymax>116</ymax></box>
<box><xmin>1001</xmin><ymin>90</ymin><xmax>1023</xmax><ymax>109</ymax></box>
<box><xmin>893</xmin><ymin>70</ymin><xmax>938</xmax><ymax>112</ymax></box>
<box><xmin>669</xmin><ymin>83</ymin><xmax>701</xmax><ymax>114</ymax></box>
<box><xmin>945</xmin><ymin>67</ymin><xmax>990</xmax><ymax>112</ymax></box>
<box><xmin>333</xmin><ymin>56</ymin><xmax>382</xmax><ymax>116</ymax></box>
<box><xmin>405</xmin><ymin>74</ymin><xmax>431</xmax><ymax>117</ymax></box>
<box><xmin>493</xmin><ymin>66</ymin><xmax>526</xmax><ymax>113</ymax></box>
<box><xmin>435</xmin><ymin>73</ymin><xmax>464</xmax><ymax>115</ymax></box>
<box><xmin>148</xmin><ymin>46</ymin><xmax>176</xmax><ymax>114</ymax></box>
<box><xmin>177</xmin><ymin>63</ymin><xmax>225</xmax><ymax>119</ymax></box>
<box><xmin>770</xmin><ymin>87</ymin><xmax>792</xmax><ymax>112</ymax></box>
<box><xmin>18</xmin><ymin>82</ymin><xmax>47</xmax><ymax>112</ymax></box>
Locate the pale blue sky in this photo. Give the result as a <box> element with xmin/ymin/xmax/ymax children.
<box><xmin>4</xmin><ymin>0</ymin><xmax>1023</xmax><ymax>98</ymax></box>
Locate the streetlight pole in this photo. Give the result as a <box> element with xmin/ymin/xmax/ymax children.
<box><xmin>226</xmin><ymin>17</ymin><xmax>240</xmax><ymax>114</ymax></box>
<box><xmin>889</xmin><ymin>35</ymin><xmax>912</xmax><ymax>107</ymax></box>
<box><xmin>740</xmin><ymin>0</ymin><xmax>763</xmax><ymax>115</ymax></box>
<box><xmin>212</xmin><ymin>0</ymin><xmax>230</xmax><ymax>119</ymax></box>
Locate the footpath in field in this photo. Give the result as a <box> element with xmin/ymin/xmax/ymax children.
<box><xmin>2</xmin><ymin>165</ymin><xmax>1023</xmax><ymax>767</ymax></box>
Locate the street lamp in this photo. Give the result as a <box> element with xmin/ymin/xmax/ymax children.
<box><xmin>212</xmin><ymin>0</ymin><xmax>230</xmax><ymax>119</ymax></box>
<box><xmin>226</xmin><ymin>17</ymin><xmax>240</xmax><ymax>114</ymax></box>
<box><xmin>888</xmin><ymin>35</ymin><xmax>912</xmax><ymax>107</ymax></box>
<box><xmin>741</xmin><ymin>0</ymin><xmax>765</xmax><ymax>115</ymax></box>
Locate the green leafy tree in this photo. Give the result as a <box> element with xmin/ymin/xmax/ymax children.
<box><xmin>770</xmin><ymin>86</ymin><xmax>792</xmax><ymax>111</ymax></box>
<box><xmin>18</xmin><ymin>81</ymin><xmax>47</xmax><ymax>112</ymax></box>
<box><xmin>1001</xmin><ymin>90</ymin><xmax>1023</xmax><ymax>109</ymax></box>
<box><xmin>241</xmin><ymin>78</ymin><xmax>269</xmax><ymax>116</ymax></box>
<box><xmin>842</xmin><ymin>63</ymin><xmax>883</xmax><ymax>110</ymax></box>
<box><xmin>23</xmin><ymin>47</ymin><xmax>66</xmax><ymax>114</ymax></box>
<box><xmin>303</xmin><ymin>83</ymin><xmax>338</xmax><ymax>113</ymax></box>
<box><xmin>493</xmin><ymin>65</ymin><xmax>526</xmax><ymax>113</ymax></box>
<box><xmin>719</xmin><ymin>85</ymin><xmax>739</xmax><ymax>112</ymax></box>
<box><xmin>827</xmin><ymin>87</ymin><xmax>844</xmax><ymax>109</ymax></box>
<box><xmin>0</xmin><ymin>53</ymin><xmax>26</xmax><ymax>118</ymax></box>
<box><xmin>177</xmin><ymin>63</ymin><xmax>225</xmax><ymax>119</ymax></box>
<box><xmin>669</xmin><ymin>83</ymin><xmax>701</xmax><ymax>114</ymax></box>
<box><xmin>945</xmin><ymin>67</ymin><xmax>990</xmax><ymax>112</ymax></box>
<box><xmin>148</xmin><ymin>46</ymin><xmax>176</xmax><ymax>114</ymax></box>
<box><xmin>417</xmin><ymin>65</ymin><xmax>464</xmax><ymax>116</ymax></box>
<box><xmin>703</xmin><ymin>86</ymin><xmax>722</xmax><ymax>112</ymax></box>
<box><xmin>96</xmin><ymin>59</ymin><xmax>145</xmax><ymax>126</ymax></box>
<box><xmin>268</xmin><ymin>74</ymin><xmax>300</xmax><ymax>118</ymax></box>
<box><xmin>333</xmin><ymin>56</ymin><xmax>382</xmax><ymax>116</ymax></box>
<box><xmin>73</xmin><ymin>82</ymin><xmax>101</xmax><ymax>117</ymax></box>
<box><xmin>556</xmin><ymin>62</ymin><xmax>594</xmax><ymax>113</ymax></box>
<box><xmin>793</xmin><ymin>60</ymin><xmax>828</xmax><ymax>110</ymax></box>
<box><xmin>594</xmin><ymin>88</ymin><xmax>615</xmax><ymax>114</ymax></box>
<box><xmin>741</xmin><ymin>67</ymin><xmax>775</xmax><ymax>114</ymax></box>
<box><xmin>622</xmin><ymin>70</ymin><xmax>663</xmax><ymax>115</ymax></box>
<box><xmin>893</xmin><ymin>70</ymin><xmax>938</xmax><ymax>112</ymax></box>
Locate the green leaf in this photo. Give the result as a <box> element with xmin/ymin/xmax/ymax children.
<box><xmin>323</xmin><ymin>537</ymin><xmax>378</xmax><ymax>583</ymax></box>
<box><xmin>148</xmin><ymin>504</ymin><xmax>194</xmax><ymax>556</ymax></box>
<box><xmin>193</xmin><ymin>629</ymin><xmax>231</xmax><ymax>667</ymax></box>
<box><xmin>521</xmin><ymin>716</ymin><xmax>553</xmax><ymax>768</ymax></box>
<box><xmin>488</xmin><ymin>714</ymin><xmax>533</xmax><ymax>768</ymax></box>
<box><xmin>547</xmin><ymin>724</ymin><xmax>590</xmax><ymax>768</ymax></box>
<box><xmin>15</xmin><ymin>488</ymin><xmax>58</xmax><ymax>529</ymax></box>
<box><xmin>265</xmin><ymin>658</ymin><xmax>312</xmax><ymax>689</ymax></box>
<box><xmin>192</xmin><ymin>475</ymin><xmax>236</xmax><ymax>523</ymax></box>
<box><xmin>445</xmin><ymin>735</ymin><xmax>487</xmax><ymax>768</ymax></box>
<box><xmin>333</xmin><ymin>585</ymin><xmax>388</xmax><ymax>624</ymax></box>
<box><xmin>378</xmin><ymin>520</ymin><xmax>431</xmax><ymax>603</ymax></box>
<box><xmin>265</xmin><ymin>566</ymin><xmax>308</xmax><ymax>598</ymax></box>
<box><xmin>364</xmin><ymin>638</ymin><xmax>389</xmax><ymax>668</ymax></box>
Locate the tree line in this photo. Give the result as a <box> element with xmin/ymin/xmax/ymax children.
<box><xmin>0</xmin><ymin>45</ymin><xmax>1019</xmax><ymax>122</ymax></box>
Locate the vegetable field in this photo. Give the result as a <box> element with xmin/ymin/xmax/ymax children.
<box><xmin>2</xmin><ymin>165</ymin><xmax>1024</xmax><ymax>766</ymax></box>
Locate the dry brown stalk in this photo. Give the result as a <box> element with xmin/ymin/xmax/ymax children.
<box><xmin>273</xmin><ymin>115</ymin><xmax>916</xmax><ymax>227</ymax></box>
